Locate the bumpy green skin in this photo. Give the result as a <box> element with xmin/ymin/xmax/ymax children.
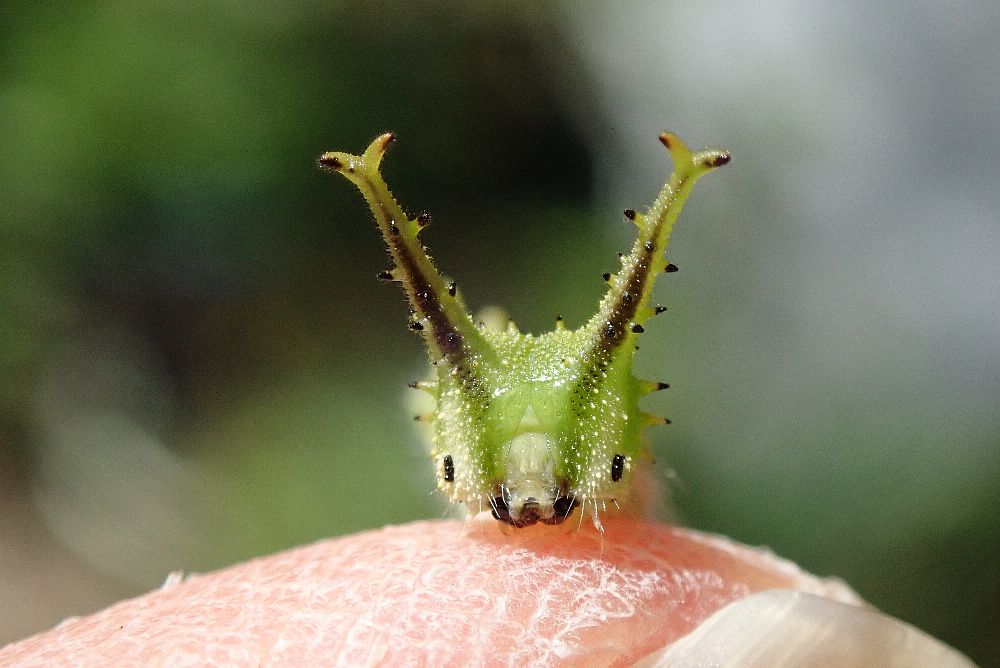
<box><xmin>319</xmin><ymin>133</ymin><xmax>729</xmax><ymax>530</ymax></box>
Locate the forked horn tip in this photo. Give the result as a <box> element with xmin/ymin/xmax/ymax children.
<box><xmin>698</xmin><ymin>149</ymin><xmax>731</xmax><ymax>169</ymax></box>
<box><xmin>379</xmin><ymin>132</ymin><xmax>396</xmax><ymax>151</ymax></box>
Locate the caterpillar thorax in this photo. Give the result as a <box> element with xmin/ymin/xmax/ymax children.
<box><xmin>319</xmin><ymin>132</ymin><xmax>729</xmax><ymax>531</ymax></box>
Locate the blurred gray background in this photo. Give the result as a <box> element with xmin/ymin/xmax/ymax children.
<box><xmin>1</xmin><ymin>1</ymin><xmax>997</xmax><ymax>664</ymax></box>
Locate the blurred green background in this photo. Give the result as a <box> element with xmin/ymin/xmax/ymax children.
<box><xmin>1</xmin><ymin>1</ymin><xmax>997</xmax><ymax>663</ymax></box>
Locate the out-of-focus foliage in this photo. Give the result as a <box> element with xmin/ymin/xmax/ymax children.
<box><xmin>0</xmin><ymin>0</ymin><xmax>604</xmax><ymax>643</ymax></box>
<box><xmin>0</xmin><ymin>1</ymin><xmax>997</xmax><ymax>664</ymax></box>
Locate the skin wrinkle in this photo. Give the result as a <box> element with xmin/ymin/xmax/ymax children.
<box><xmin>510</xmin><ymin>548</ymin><xmax>671</xmax><ymax>665</ymax></box>
<box><xmin>342</xmin><ymin>541</ymin><xmax>411</xmax><ymax>665</ymax></box>
<box><xmin>416</xmin><ymin>538</ymin><xmax>477</xmax><ymax>662</ymax></box>
<box><xmin>274</xmin><ymin>550</ymin><xmax>344</xmax><ymax>663</ymax></box>
<box><xmin>546</xmin><ymin>566</ymin><xmax>644</xmax><ymax>663</ymax></box>
<box><xmin>262</xmin><ymin>571</ymin><xmax>321</xmax><ymax>664</ymax></box>
<box><xmin>161</xmin><ymin>568</ymin><xmax>221</xmax><ymax>665</ymax></box>
<box><xmin>620</xmin><ymin>539</ymin><xmax>753</xmax><ymax>627</ymax></box>
<box><xmin>537</xmin><ymin>572</ymin><xmax>588</xmax><ymax>659</ymax></box>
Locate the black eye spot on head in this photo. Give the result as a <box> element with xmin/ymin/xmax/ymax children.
<box><xmin>611</xmin><ymin>454</ymin><xmax>625</xmax><ymax>482</ymax></box>
<box><xmin>442</xmin><ymin>455</ymin><xmax>455</xmax><ymax>482</ymax></box>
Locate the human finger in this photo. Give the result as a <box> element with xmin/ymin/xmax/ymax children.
<box><xmin>0</xmin><ymin>517</ymin><xmax>891</xmax><ymax>666</ymax></box>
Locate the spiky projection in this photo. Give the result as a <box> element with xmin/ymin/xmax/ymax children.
<box><xmin>319</xmin><ymin>132</ymin><xmax>729</xmax><ymax>530</ymax></box>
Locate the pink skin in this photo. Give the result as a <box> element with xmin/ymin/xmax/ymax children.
<box><xmin>0</xmin><ymin>518</ymin><xmax>858</xmax><ymax>667</ymax></box>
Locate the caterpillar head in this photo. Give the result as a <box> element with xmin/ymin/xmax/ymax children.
<box><xmin>319</xmin><ymin>132</ymin><xmax>729</xmax><ymax>530</ymax></box>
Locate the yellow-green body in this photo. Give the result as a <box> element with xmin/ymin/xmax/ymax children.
<box><xmin>320</xmin><ymin>132</ymin><xmax>729</xmax><ymax>530</ymax></box>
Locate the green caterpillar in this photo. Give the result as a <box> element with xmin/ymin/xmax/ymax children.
<box><xmin>319</xmin><ymin>132</ymin><xmax>729</xmax><ymax>531</ymax></box>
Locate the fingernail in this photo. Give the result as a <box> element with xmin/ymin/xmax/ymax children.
<box><xmin>634</xmin><ymin>590</ymin><xmax>974</xmax><ymax>667</ymax></box>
